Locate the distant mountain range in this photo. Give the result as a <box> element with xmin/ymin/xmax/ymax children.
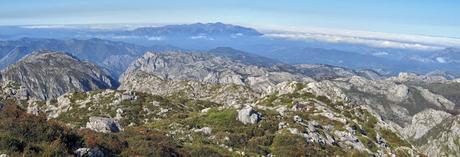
<box><xmin>1</xmin><ymin>22</ymin><xmax>459</xmax><ymax>76</ymax></box>
<box><xmin>0</xmin><ymin>38</ymin><xmax>180</xmax><ymax>78</ymax></box>
<box><xmin>113</xmin><ymin>22</ymin><xmax>262</xmax><ymax>37</ymax></box>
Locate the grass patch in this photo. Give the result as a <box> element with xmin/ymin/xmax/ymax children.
<box><xmin>380</xmin><ymin>128</ymin><xmax>411</xmax><ymax>148</ymax></box>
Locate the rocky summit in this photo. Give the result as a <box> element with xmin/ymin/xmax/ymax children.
<box><xmin>0</xmin><ymin>51</ymin><xmax>118</xmax><ymax>100</ymax></box>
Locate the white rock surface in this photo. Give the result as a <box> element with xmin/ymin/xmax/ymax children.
<box><xmin>194</xmin><ymin>127</ymin><xmax>212</xmax><ymax>135</ymax></box>
<box><xmin>85</xmin><ymin>117</ymin><xmax>122</xmax><ymax>133</ymax></box>
<box><xmin>237</xmin><ymin>106</ymin><xmax>261</xmax><ymax>125</ymax></box>
<box><xmin>402</xmin><ymin>109</ymin><xmax>451</xmax><ymax>140</ymax></box>
<box><xmin>74</xmin><ymin>148</ymin><xmax>104</xmax><ymax>157</ymax></box>
<box><xmin>0</xmin><ymin>52</ymin><xmax>116</xmax><ymax>100</ymax></box>
<box><xmin>419</xmin><ymin>115</ymin><xmax>460</xmax><ymax>157</ymax></box>
<box><xmin>415</xmin><ymin>87</ymin><xmax>456</xmax><ymax>110</ymax></box>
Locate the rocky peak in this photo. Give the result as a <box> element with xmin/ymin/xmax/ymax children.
<box><xmin>1</xmin><ymin>51</ymin><xmax>118</xmax><ymax>100</ymax></box>
<box><xmin>293</xmin><ymin>64</ymin><xmax>383</xmax><ymax>80</ymax></box>
<box><xmin>120</xmin><ymin>51</ymin><xmax>310</xmax><ymax>93</ymax></box>
<box><xmin>390</xmin><ymin>72</ymin><xmax>453</xmax><ymax>83</ymax></box>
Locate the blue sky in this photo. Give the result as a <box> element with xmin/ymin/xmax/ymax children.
<box><xmin>1</xmin><ymin>0</ymin><xmax>459</xmax><ymax>37</ymax></box>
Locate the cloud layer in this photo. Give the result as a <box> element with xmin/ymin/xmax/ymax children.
<box><xmin>263</xmin><ymin>27</ymin><xmax>460</xmax><ymax>51</ymax></box>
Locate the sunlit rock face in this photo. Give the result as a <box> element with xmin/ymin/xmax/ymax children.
<box><xmin>1</xmin><ymin>51</ymin><xmax>118</xmax><ymax>100</ymax></box>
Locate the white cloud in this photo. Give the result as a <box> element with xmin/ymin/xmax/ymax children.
<box><xmin>148</xmin><ymin>36</ymin><xmax>164</xmax><ymax>41</ymax></box>
<box><xmin>109</xmin><ymin>35</ymin><xmax>140</xmax><ymax>39</ymax></box>
<box><xmin>261</xmin><ymin>26</ymin><xmax>460</xmax><ymax>51</ymax></box>
<box><xmin>436</xmin><ymin>57</ymin><xmax>447</xmax><ymax>63</ymax></box>
<box><xmin>190</xmin><ymin>35</ymin><xmax>214</xmax><ymax>40</ymax></box>
<box><xmin>265</xmin><ymin>32</ymin><xmax>444</xmax><ymax>51</ymax></box>
<box><xmin>20</xmin><ymin>23</ymin><xmax>166</xmax><ymax>31</ymax></box>
<box><xmin>372</xmin><ymin>52</ymin><xmax>389</xmax><ymax>56</ymax></box>
<box><xmin>20</xmin><ymin>25</ymin><xmax>80</xmax><ymax>29</ymax></box>
<box><xmin>230</xmin><ymin>33</ymin><xmax>244</xmax><ymax>38</ymax></box>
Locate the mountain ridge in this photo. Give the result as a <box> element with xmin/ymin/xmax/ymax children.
<box><xmin>1</xmin><ymin>51</ymin><xmax>118</xmax><ymax>100</ymax></box>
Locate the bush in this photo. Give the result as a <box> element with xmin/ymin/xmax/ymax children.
<box><xmin>0</xmin><ymin>103</ymin><xmax>81</xmax><ymax>156</ymax></box>
<box><xmin>271</xmin><ymin>132</ymin><xmax>310</xmax><ymax>156</ymax></box>
<box><xmin>118</xmin><ymin>127</ymin><xmax>182</xmax><ymax>157</ymax></box>
<box><xmin>270</xmin><ymin>131</ymin><xmax>354</xmax><ymax>157</ymax></box>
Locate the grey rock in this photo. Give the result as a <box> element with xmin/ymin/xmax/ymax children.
<box><xmin>299</xmin><ymin>74</ymin><xmax>460</xmax><ymax>157</ymax></box>
<box><xmin>115</xmin><ymin>108</ymin><xmax>124</xmax><ymax>120</ymax></box>
<box><xmin>120</xmin><ymin>51</ymin><xmax>309</xmax><ymax>92</ymax></box>
<box><xmin>85</xmin><ymin>117</ymin><xmax>122</xmax><ymax>133</ymax></box>
<box><xmin>334</xmin><ymin>130</ymin><xmax>367</xmax><ymax>151</ymax></box>
<box><xmin>237</xmin><ymin>106</ymin><xmax>261</xmax><ymax>125</ymax></box>
<box><xmin>0</xmin><ymin>51</ymin><xmax>118</xmax><ymax>100</ymax></box>
<box><xmin>119</xmin><ymin>70</ymin><xmax>259</xmax><ymax>106</ymax></box>
<box><xmin>194</xmin><ymin>127</ymin><xmax>212</xmax><ymax>135</ymax></box>
<box><xmin>74</xmin><ymin>148</ymin><xmax>104</xmax><ymax>157</ymax></box>
<box><xmin>291</xmin><ymin>102</ymin><xmax>313</xmax><ymax>112</ymax></box>
<box><xmin>120</xmin><ymin>91</ymin><xmax>137</xmax><ymax>101</ymax></box>
<box><xmin>415</xmin><ymin>86</ymin><xmax>455</xmax><ymax>110</ymax></box>
<box><xmin>16</xmin><ymin>86</ymin><xmax>29</xmax><ymax>100</ymax></box>
<box><xmin>45</xmin><ymin>94</ymin><xmax>73</xmax><ymax>118</ymax></box>
<box><xmin>389</xmin><ymin>72</ymin><xmax>455</xmax><ymax>84</ymax></box>
<box><xmin>402</xmin><ymin>109</ymin><xmax>451</xmax><ymax>140</ymax></box>
<box><xmin>118</xmin><ymin>51</ymin><xmax>317</xmax><ymax>105</ymax></box>
<box><xmin>275</xmin><ymin>106</ymin><xmax>288</xmax><ymax>116</ymax></box>
<box><xmin>278</xmin><ymin>122</ymin><xmax>288</xmax><ymax>129</ymax></box>
<box><xmin>201</xmin><ymin>108</ymin><xmax>211</xmax><ymax>113</ymax></box>
<box><xmin>293</xmin><ymin>64</ymin><xmax>383</xmax><ymax>80</ymax></box>
<box><xmin>375</xmin><ymin>133</ymin><xmax>388</xmax><ymax>147</ymax></box>
<box><xmin>306</xmin><ymin>75</ymin><xmax>459</xmax><ymax>127</ymax></box>
<box><xmin>26</xmin><ymin>105</ymin><xmax>39</xmax><ymax>115</ymax></box>
<box><xmin>418</xmin><ymin>115</ymin><xmax>460</xmax><ymax>157</ymax></box>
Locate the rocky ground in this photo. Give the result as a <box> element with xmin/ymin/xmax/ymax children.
<box><xmin>1</xmin><ymin>81</ymin><xmax>420</xmax><ymax>156</ymax></box>
<box><xmin>1</xmin><ymin>50</ymin><xmax>460</xmax><ymax>156</ymax></box>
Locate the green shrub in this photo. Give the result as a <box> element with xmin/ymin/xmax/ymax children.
<box><xmin>271</xmin><ymin>132</ymin><xmax>311</xmax><ymax>156</ymax></box>
<box><xmin>0</xmin><ymin>103</ymin><xmax>81</xmax><ymax>156</ymax></box>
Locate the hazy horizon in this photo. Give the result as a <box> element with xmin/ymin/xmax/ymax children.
<box><xmin>1</xmin><ymin>0</ymin><xmax>459</xmax><ymax>38</ymax></box>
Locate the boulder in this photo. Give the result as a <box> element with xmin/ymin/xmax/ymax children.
<box><xmin>201</xmin><ymin>108</ymin><xmax>211</xmax><ymax>113</ymax></box>
<box><xmin>74</xmin><ymin>148</ymin><xmax>104</xmax><ymax>157</ymax></box>
<box><xmin>291</xmin><ymin>102</ymin><xmax>312</xmax><ymax>112</ymax></box>
<box><xmin>194</xmin><ymin>127</ymin><xmax>212</xmax><ymax>135</ymax></box>
<box><xmin>121</xmin><ymin>91</ymin><xmax>137</xmax><ymax>101</ymax></box>
<box><xmin>237</xmin><ymin>106</ymin><xmax>261</xmax><ymax>125</ymax></box>
<box><xmin>16</xmin><ymin>87</ymin><xmax>29</xmax><ymax>100</ymax></box>
<box><xmin>85</xmin><ymin>117</ymin><xmax>122</xmax><ymax>133</ymax></box>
